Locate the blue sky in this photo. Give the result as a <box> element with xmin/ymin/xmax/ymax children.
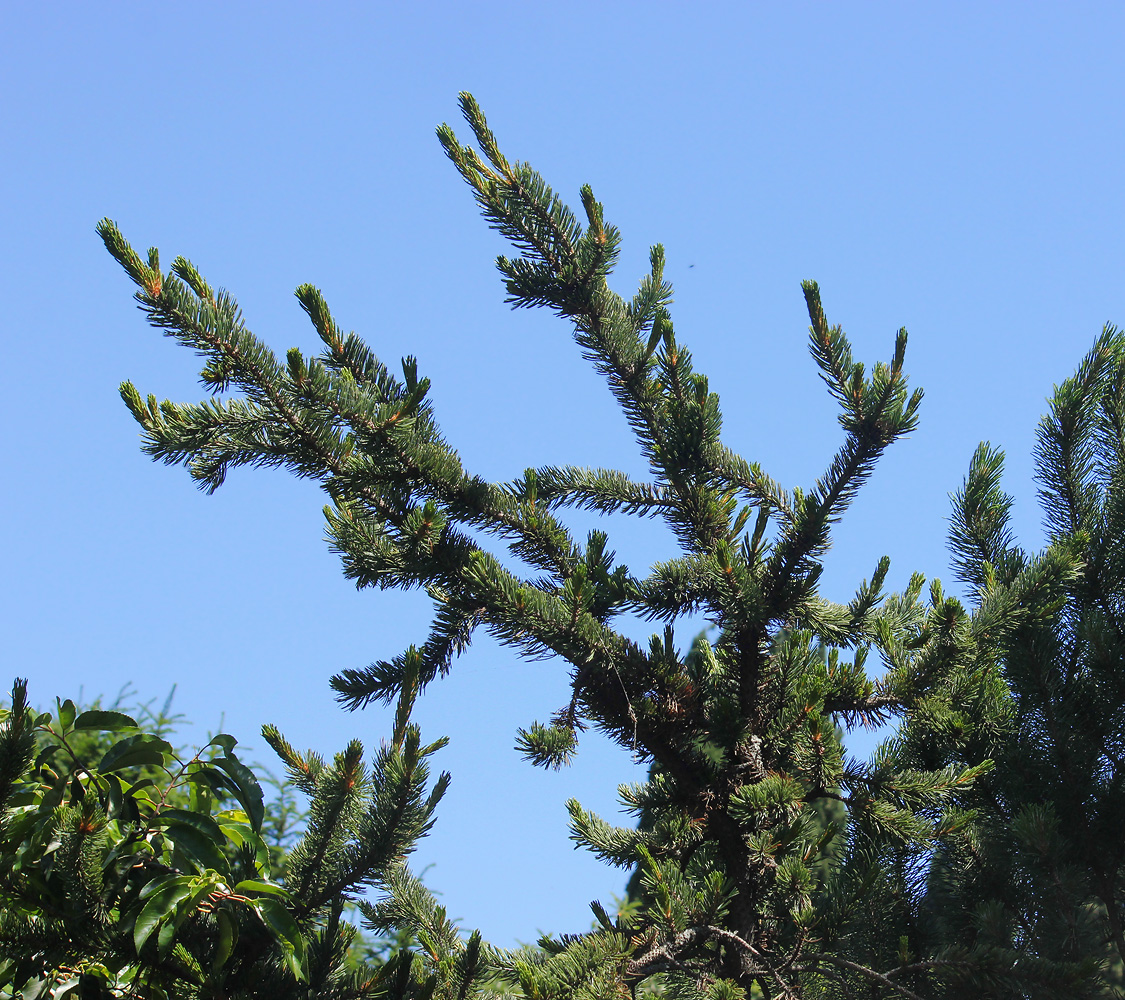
<box><xmin>4</xmin><ymin>2</ymin><xmax>1124</xmax><ymax>946</ymax></box>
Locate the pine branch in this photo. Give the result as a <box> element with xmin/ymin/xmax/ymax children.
<box><xmin>533</xmin><ymin>465</ymin><xmax>673</xmax><ymax>517</ymax></box>
<box><xmin>1035</xmin><ymin>325</ymin><xmax>1120</xmax><ymax>538</ymax></box>
<box><xmin>0</xmin><ymin>679</ymin><xmax>35</xmax><ymax>808</ymax></box>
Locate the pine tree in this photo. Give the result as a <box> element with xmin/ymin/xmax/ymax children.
<box><xmin>887</xmin><ymin>326</ymin><xmax>1125</xmax><ymax>997</ymax></box>
<box><xmin>97</xmin><ymin>94</ymin><xmax>1075</xmax><ymax>998</ymax></box>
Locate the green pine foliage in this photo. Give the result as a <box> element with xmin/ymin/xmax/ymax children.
<box><xmin>95</xmin><ymin>94</ymin><xmax>1118</xmax><ymax>997</ymax></box>
<box><xmin>884</xmin><ymin>326</ymin><xmax>1125</xmax><ymax>997</ymax></box>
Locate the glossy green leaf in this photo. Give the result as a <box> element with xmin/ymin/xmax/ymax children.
<box><xmin>163</xmin><ymin>822</ymin><xmax>229</xmax><ymax>876</ymax></box>
<box><xmin>176</xmin><ymin>880</ymin><xmax>221</xmax><ymax>928</ymax></box>
<box><xmin>218</xmin><ymin>818</ymin><xmax>271</xmax><ymax>874</ymax></box>
<box><xmin>134</xmin><ymin>876</ymin><xmax>194</xmax><ymax>952</ymax></box>
<box><xmin>3</xmin><ymin>807</ymin><xmax>38</xmax><ymax>842</ymax></box>
<box><xmin>99</xmin><ymin>733</ymin><xmax>173</xmax><ymax>773</ymax></box>
<box><xmin>188</xmin><ymin>774</ymin><xmax>213</xmax><ymax>814</ymax></box>
<box><xmin>73</xmin><ymin>709</ymin><xmax>139</xmax><ymax>731</ymax></box>
<box><xmin>210</xmin><ymin>754</ymin><xmax>264</xmax><ymax>833</ymax></box>
<box><xmin>213</xmin><ymin>909</ymin><xmax>237</xmax><ymax>971</ymax></box>
<box><xmin>52</xmin><ymin>976</ymin><xmax>81</xmax><ymax>999</ymax></box>
<box><xmin>152</xmin><ymin>808</ymin><xmax>223</xmax><ymax>841</ymax></box>
<box><xmin>157</xmin><ymin>918</ymin><xmax>176</xmax><ymax>955</ymax></box>
<box><xmin>105</xmin><ymin>773</ymin><xmax>124</xmax><ymax>818</ymax></box>
<box><xmin>56</xmin><ymin>699</ymin><xmax>76</xmax><ymax>732</ymax></box>
<box><xmin>208</xmin><ymin>733</ymin><xmax>237</xmax><ymax>754</ymax></box>
<box><xmin>34</xmin><ymin>743</ymin><xmax>62</xmax><ymax>770</ymax></box>
<box><xmin>254</xmin><ymin>896</ymin><xmax>307</xmax><ymax>981</ymax></box>
<box><xmin>123</xmin><ymin>776</ymin><xmax>158</xmax><ymax>800</ymax></box>
<box><xmin>234</xmin><ymin>879</ymin><xmax>291</xmax><ymax>899</ymax></box>
<box><xmin>38</xmin><ymin>775</ymin><xmax>66</xmax><ymax>811</ymax></box>
<box><xmin>187</xmin><ymin>763</ymin><xmax>240</xmax><ymax>797</ymax></box>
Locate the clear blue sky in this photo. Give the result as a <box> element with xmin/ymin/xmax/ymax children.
<box><xmin>4</xmin><ymin>2</ymin><xmax>1123</xmax><ymax>946</ymax></box>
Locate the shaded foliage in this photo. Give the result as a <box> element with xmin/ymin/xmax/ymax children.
<box><xmin>0</xmin><ymin>678</ymin><xmax>449</xmax><ymax>999</ymax></box>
